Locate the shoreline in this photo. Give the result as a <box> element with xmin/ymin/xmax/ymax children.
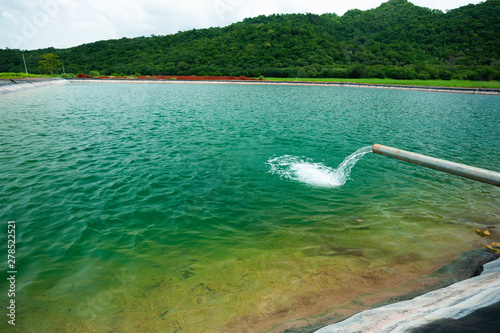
<box><xmin>274</xmin><ymin>250</ymin><xmax>500</xmax><ymax>332</ymax></box>
<box><xmin>2</xmin><ymin>77</ymin><xmax>499</xmax><ymax>96</ymax></box>
<box><xmin>314</xmin><ymin>253</ymin><xmax>500</xmax><ymax>333</ymax></box>
<box><xmin>68</xmin><ymin>78</ymin><xmax>500</xmax><ymax>95</ymax></box>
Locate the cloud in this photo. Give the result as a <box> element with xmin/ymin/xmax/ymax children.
<box><xmin>0</xmin><ymin>0</ymin><xmax>485</xmax><ymax>50</ymax></box>
<box><xmin>2</xmin><ymin>11</ymin><xmax>18</xmax><ymax>24</ymax></box>
<box><xmin>411</xmin><ymin>0</ymin><xmax>477</xmax><ymax>11</ymax></box>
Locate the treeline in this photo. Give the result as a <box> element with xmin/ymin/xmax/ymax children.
<box><xmin>1</xmin><ymin>0</ymin><xmax>499</xmax><ymax>80</ymax></box>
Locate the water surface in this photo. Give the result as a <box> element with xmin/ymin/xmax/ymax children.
<box><xmin>0</xmin><ymin>83</ymin><xmax>499</xmax><ymax>332</ymax></box>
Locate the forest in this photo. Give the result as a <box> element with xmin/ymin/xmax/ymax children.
<box><xmin>0</xmin><ymin>0</ymin><xmax>499</xmax><ymax>80</ymax></box>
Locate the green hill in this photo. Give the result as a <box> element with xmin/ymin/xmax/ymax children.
<box><xmin>1</xmin><ymin>0</ymin><xmax>499</xmax><ymax>80</ymax></box>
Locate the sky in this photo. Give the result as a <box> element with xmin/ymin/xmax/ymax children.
<box><xmin>1</xmin><ymin>0</ymin><xmax>485</xmax><ymax>50</ymax></box>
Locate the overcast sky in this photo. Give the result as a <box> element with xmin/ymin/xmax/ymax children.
<box><xmin>1</xmin><ymin>0</ymin><xmax>485</xmax><ymax>50</ymax></box>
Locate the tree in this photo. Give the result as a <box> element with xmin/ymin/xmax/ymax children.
<box><xmin>0</xmin><ymin>0</ymin><xmax>497</xmax><ymax>80</ymax></box>
<box><xmin>38</xmin><ymin>53</ymin><xmax>62</xmax><ymax>75</ymax></box>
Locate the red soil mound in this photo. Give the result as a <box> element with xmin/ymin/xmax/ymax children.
<box><xmin>147</xmin><ymin>75</ymin><xmax>258</xmax><ymax>81</ymax></box>
<box><xmin>76</xmin><ymin>74</ymin><xmax>260</xmax><ymax>81</ymax></box>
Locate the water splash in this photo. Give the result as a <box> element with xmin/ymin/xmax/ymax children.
<box><xmin>268</xmin><ymin>146</ymin><xmax>372</xmax><ymax>188</ymax></box>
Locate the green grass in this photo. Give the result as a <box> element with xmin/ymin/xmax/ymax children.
<box><xmin>263</xmin><ymin>77</ymin><xmax>500</xmax><ymax>89</ymax></box>
<box><xmin>0</xmin><ymin>72</ymin><xmax>56</xmax><ymax>79</ymax></box>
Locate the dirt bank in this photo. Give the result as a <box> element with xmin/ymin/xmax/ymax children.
<box><xmin>75</xmin><ymin>74</ymin><xmax>260</xmax><ymax>81</ymax></box>
<box><xmin>70</xmin><ymin>75</ymin><xmax>500</xmax><ymax>95</ymax></box>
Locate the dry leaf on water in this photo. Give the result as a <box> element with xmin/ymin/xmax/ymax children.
<box><xmin>475</xmin><ymin>229</ymin><xmax>491</xmax><ymax>237</ymax></box>
<box><xmin>482</xmin><ymin>243</ymin><xmax>500</xmax><ymax>253</ymax></box>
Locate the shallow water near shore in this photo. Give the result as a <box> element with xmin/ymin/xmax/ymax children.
<box><xmin>0</xmin><ymin>83</ymin><xmax>499</xmax><ymax>332</ymax></box>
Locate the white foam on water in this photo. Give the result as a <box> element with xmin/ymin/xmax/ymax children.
<box><xmin>268</xmin><ymin>146</ymin><xmax>372</xmax><ymax>188</ymax></box>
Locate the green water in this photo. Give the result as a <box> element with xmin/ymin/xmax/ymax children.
<box><xmin>1</xmin><ymin>83</ymin><xmax>499</xmax><ymax>332</ymax></box>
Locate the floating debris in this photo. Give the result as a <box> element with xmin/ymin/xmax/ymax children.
<box><xmin>482</xmin><ymin>242</ymin><xmax>500</xmax><ymax>253</ymax></box>
<box><xmin>475</xmin><ymin>229</ymin><xmax>491</xmax><ymax>237</ymax></box>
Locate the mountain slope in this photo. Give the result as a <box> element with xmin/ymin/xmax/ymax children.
<box><xmin>1</xmin><ymin>0</ymin><xmax>499</xmax><ymax>80</ymax></box>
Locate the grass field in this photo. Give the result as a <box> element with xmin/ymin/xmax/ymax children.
<box><xmin>264</xmin><ymin>77</ymin><xmax>500</xmax><ymax>89</ymax></box>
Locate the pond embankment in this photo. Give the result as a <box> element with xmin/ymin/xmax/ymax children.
<box><xmin>244</xmin><ymin>80</ymin><xmax>500</xmax><ymax>95</ymax></box>
<box><xmin>315</xmin><ymin>252</ymin><xmax>500</xmax><ymax>333</ymax></box>
<box><xmin>70</xmin><ymin>77</ymin><xmax>500</xmax><ymax>95</ymax></box>
<box><xmin>0</xmin><ymin>77</ymin><xmax>68</xmax><ymax>95</ymax></box>
<box><xmin>1</xmin><ymin>77</ymin><xmax>499</xmax><ymax>95</ymax></box>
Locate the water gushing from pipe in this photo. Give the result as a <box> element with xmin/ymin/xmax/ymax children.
<box><xmin>267</xmin><ymin>146</ymin><xmax>372</xmax><ymax>188</ymax></box>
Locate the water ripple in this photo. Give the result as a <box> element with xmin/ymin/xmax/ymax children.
<box><xmin>0</xmin><ymin>83</ymin><xmax>498</xmax><ymax>332</ymax></box>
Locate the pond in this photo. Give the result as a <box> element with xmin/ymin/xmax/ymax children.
<box><xmin>0</xmin><ymin>82</ymin><xmax>499</xmax><ymax>332</ymax></box>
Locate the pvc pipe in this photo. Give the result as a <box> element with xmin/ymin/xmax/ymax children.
<box><xmin>372</xmin><ymin>144</ymin><xmax>500</xmax><ymax>187</ymax></box>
